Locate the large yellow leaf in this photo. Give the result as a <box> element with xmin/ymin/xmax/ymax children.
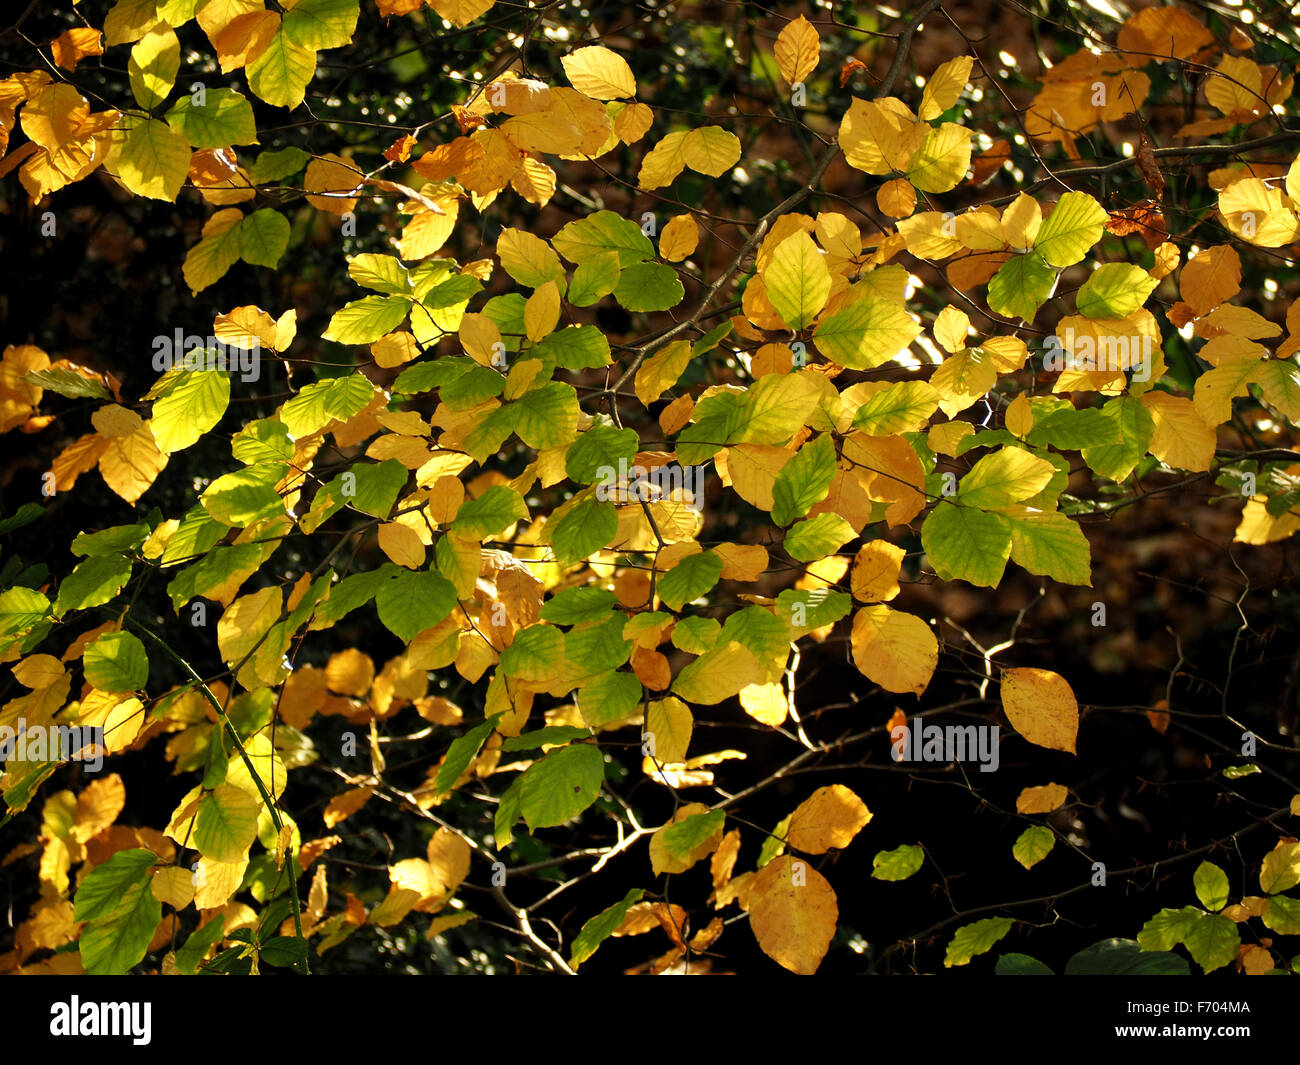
<box><xmin>774</xmin><ymin>16</ymin><xmax>819</xmax><ymax>85</ymax></box>
<box><xmin>561</xmin><ymin>45</ymin><xmax>636</xmax><ymax>100</ymax></box>
<box><xmin>749</xmin><ymin>855</ymin><xmax>837</xmax><ymax>974</ymax></box>
<box><xmin>787</xmin><ymin>784</ymin><xmax>871</xmax><ymax>853</ymax></box>
<box><xmin>1000</xmin><ymin>667</ymin><xmax>1078</xmax><ymax>753</ymax></box>
<box><xmin>919</xmin><ymin>55</ymin><xmax>973</xmax><ymax>121</ymax></box>
<box><xmin>850</xmin><ymin>605</ymin><xmax>937</xmax><ymax>695</ymax></box>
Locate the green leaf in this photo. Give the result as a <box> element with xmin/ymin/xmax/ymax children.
<box><xmin>1064</xmin><ymin>938</ymin><xmax>1190</xmax><ymax>975</ymax></box>
<box><xmin>613</xmin><ymin>262</ymin><xmax>685</xmax><ymax>312</ymax></box>
<box><xmin>662</xmin><ymin>809</ymin><xmax>724</xmax><ymax>858</ymax></box>
<box><xmin>533</xmin><ymin>325</ymin><xmax>612</xmax><ymax>369</ymax></box>
<box><xmin>813</xmin><ymin>295</ymin><xmax>921</xmax><ymax>369</ymax></box>
<box><xmin>1075</xmin><ymin>263</ymin><xmax>1158</xmax><ymax>318</ymax></box>
<box><xmin>279</xmin><ymin>373</ymin><xmax>373</xmax><ymax>437</ymax></box>
<box><xmin>202</xmin><ymin>465</ymin><xmax>286</xmax><ymax>526</ymax></box>
<box><xmin>72</xmin><ymin>523</ymin><xmax>150</xmax><ymax>557</ymax></box>
<box><xmin>566</xmin><ymin>425</ymin><xmax>638</xmax><ymax>484</ymax></box>
<box><xmin>852</xmin><ymin>381</ymin><xmax>941</xmax><ymax>435</ymax></box>
<box><xmin>510</xmin><ymin>382</ymin><xmax>580</xmax><ymax>449</ymax></box>
<box><xmin>658</xmin><ymin>550</ymin><xmax>723</xmax><ymax>611</ymax></box>
<box><xmin>129</xmin><ymin>25</ymin><xmax>179</xmax><ymax>110</ymax></box>
<box><xmin>83</xmin><ymin>631</ymin><xmax>148</xmax><ymax>692</ymax></box>
<box><xmin>55</xmin><ymin>554</ymin><xmax>133</xmax><ymax>616</ymax></box>
<box><xmin>375</xmin><ymin>569</ymin><xmax>457</xmax><ymax>643</ymax></box>
<box><xmin>118</xmin><ymin>118</ymin><xmax>191</xmax><ymax>200</ymax></box>
<box><xmin>987</xmin><ymin>252</ymin><xmax>1055</xmax><ymax>322</ymax></box>
<box><xmin>24</xmin><ymin>368</ymin><xmax>111</xmax><ymax>400</ymax></box>
<box><xmin>771</xmin><ymin>433</ymin><xmax>835</xmax><ymax>526</ymax></box>
<box><xmin>323</xmin><ymin>295</ymin><xmax>411</xmax><ymax>344</ymax></box>
<box><xmin>1006</xmin><ymin>509</ymin><xmax>1092</xmax><ymax>586</ymax></box>
<box><xmin>763</xmin><ymin>231</ymin><xmax>831</xmax><ymax>330</ymax></box>
<box><xmin>1138</xmin><ymin>907</ymin><xmax>1239</xmax><ymax>973</ymax></box>
<box><xmin>552</xmin><ymin>210</ymin><xmax>654</xmax><ymax>267</ymax></box>
<box><xmin>176</xmin><ymin>914</ymin><xmax>226</xmax><ymax>975</ymax></box>
<box><xmin>166</xmin><ymin>88</ymin><xmax>258</xmax><ymax>147</ymax></box>
<box><xmin>499</xmin><ymin>625</ymin><xmax>565</xmax><ymax>681</ymax></box>
<box><xmin>944</xmin><ymin>916</ymin><xmax>1015</xmax><ymax>967</ymax></box>
<box><xmin>73</xmin><ymin>849</ymin><xmax>160</xmax><ymax>975</ymax></box>
<box><xmin>1032</xmin><ymin>191</ymin><xmax>1108</xmax><ymax>267</ymax></box>
<box><xmin>342</xmin><ymin>459</ymin><xmax>408</xmax><ymax>518</ymax></box>
<box><xmin>921</xmin><ymin>501</ymin><xmax>1011</xmax><ymax>587</ymax></box>
<box><xmin>1193</xmin><ymin>860</ymin><xmax>1230</xmax><ymax>912</ymax></box>
<box><xmin>776</xmin><ymin>588</ymin><xmax>852</xmax><ymax>632</ymax></box>
<box><xmin>871</xmin><ymin>843</ymin><xmax>925</xmax><ymax>881</ymax></box>
<box><xmin>499</xmin><ymin>726</ymin><xmax>593</xmax><ymax>753</ymax></box>
<box><xmin>194</xmin><ymin>783</ymin><xmax>260</xmax><ymax>862</ymax></box>
<box><xmin>541</xmin><ymin>587</ymin><xmax>617</xmax><ymax>625</ymax></box>
<box><xmin>995</xmin><ymin>953</ymin><xmax>1055</xmax><ymax>975</ymax></box>
<box><xmin>518</xmin><ymin>743</ymin><xmax>605</xmax><ymax>830</ymax></box>
<box><xmin>435</xmin><ymin>714</ymin><xmax>502</xmax><ymax>795</ymax></box>
<box><xmin>248</xmin><ymin>146</ymin><xmax>310</xmax><ymax>184</ymax></box>
<box><xmin>575</xmin><ymin>671</ymin><xmax>642</xmax><ymax>727</ymax></box>
<box><xmin>1080</xmin><ymin>397</ymin><xmax>1155</xmax><ymax>481</ymax></box>
<box><xmin>719</xmin><ymin>606</ymin><xmax>793</xmax><ymax>662</ymax></box>
<box><xmin>569</xmin><ymin>888</ymin><xmax>645</xmax><ymax>968</ymax></box>
<box><xmin>551</xmin><ymin>496</ymin><xmax>617</xmax><ymax>564</ymax></box>
<box><xmin>452</xmin><ymin>485</ymin><xmax>528</xmax><ymax>538</ymax></box>
<box><xmin>239</xmin><ymin>208</ymin><xmax>291</xmax><ymax>267</ymax></box>
<box><xmin>348</xmin><ymin>253</ymin><xmax>411</xmax><ymax>295</ymax></box>
<box><xmin>959</xmin><ymin>448</ymin><xmax>1056</xmax><ymax>510</ymax></box>
<box><xmin>1012</xmin><ymin>825</ymin><xmax>1054</xmax><ymax>869</ymax></box>
<box><xmin>150</xmin><ymin>369</ymin><xmax>231</xmax><ymax>454</ymax></box>
<box><xmin>1261</xmin><ymin>895</ymin><xmax>1300</xmax><ymax>935</ymax></box>
<box><xmin>567</xmin><ymin>252</ymin><xmax>621</xmax><ymax>306</ymax></box>
<box><xmin>493</xmin><ymin>775</ymin><xmax>524</xmax><ymax>849</ymax></box>
<box><xmin>282</xmin><ymin>0</ymin><xmax>359</xmax><ymax>49</ymax></box>
<box><xmin>784</xmin><ymin>513</ymin><xmax>854</xmax><ymax>562</ymax></box>
<box><xmin>247</xmin><ymin>28</ymin><xmax>316</xmax><ymax>109</ymax></box>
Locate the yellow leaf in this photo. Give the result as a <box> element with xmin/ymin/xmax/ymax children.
<box><xmin>774</xmin><ymin>15</ymin><xmax>819</xmax><ymax>85</ymax></box>
<box><xmin>427</xmin><ymin>0</ymin><xmax>494</xmax><ymax>27</ymax></box>
<box><xmin>378</xmin><ymin>521</ymin><xmax>426</xmax><ymax>568</ymax></box>
<box><xmin>426</xmin><ymin>827</ymin><xmax>471</xmax><ymax>892</ymax></box>
<box><xmin>325</xmin><ymin>647</ymin><xmax>374</xmax><ymax>697</ymax></box>
<box><xmin>304</xmin><ymin>152</ymin><xmax>362</xmax><ymax>215</ymax></box>
<box><xmin>1000</xmin><ymin>667</ymin><xmax>1078</xmax><ymax>753</ymax></box>
<box><xmin>637</xmin><ymin>129</ymin><xmax>688</xmax><ymax>189</ymax></box>
<box><xmin>681</xmin><ymin>126</ymin><xmax>741</xmax><ymax>177</ymax></box>
<box><xmin>1179</xmin><ymin>244</ymin><xmax>1241</xmax><ymax>317</ymax></box>
<box><xmin>932</xmin><ymin>305</ymin><xmax>971</xmax><ymax>353</ymax></box>
<box><xmin>876</xmin><ymin>177</ymin><xmax>916</xmax><ymax>218</ymax></box>
<box><xmin>1140</xmin><ymin>391</ymin><xmax>1215</xmax><ymax>472</ymax></box>
<box><xmin>1016</xmin><ymin>783</ymin><xmax>1068</xmax><ymax>814</ymax></box>
<box><xmin>646</xmin><ymin>696</ymin><xmax>693</xmax><ymax>763</ymax></box>
<box><xmin>739</xmin><ymin>682</ymin><xmax>787</xmax><ymax>726</ymax></box>
<box><xmin>850</xmin><ymin>540</ymin><xmax>904</xmax><ymax>602</ymax></box>
<box><xmin>523</xmin><ymin>280</ymin><xmax>561</xmax><ymax>341</ymax></box>
<box><xmin>614</xmin><ymin>101</ymin><xmax>653</xmax><ymax>144</ymax></box>
<box><xmin>850</xmin><ymin>605</ymin><xmax>937</xmax><ymax>695</ymax></box>
<box><xmin>1000</xmin><ymin>192</ymin><xmax>1042</xmax><ymax>249</ymax></box>
<box><xmin>920</xmin><ymin>56</ymin><xmax>973</xmax><ymax>121</ymax></box>
<box><xmin>1005</xmin><ymin>393</ymin><xmax>1033</xmax><ymax>438</ymax></box>
<box><xmin>749</xmin><ymin>855</ymin><xmax>837</xmax><ymax>974</ymax></box>
<box><xmin>760</xmin><ymin>230</ymin><xmax>831</xmax><ymax>330</ymax></box>
<box><xmin>370</xmin><ymin>331</ymin><xmax>420</xmax><ymax>368</ymax></box>
<box><xmin>561</xmin><ymin>45</ymin><xmax>636</xmax><ymax>100</ymax></box>
<box><xmin>658</xmin><ymin>214</ymin><xmax>698</xmax><ymax>261</ymax></box>
<box><xmin>99</xmin><ymin>424</ymin><xmax>168</xmax><ymax>503</ymax></box>
<box><xmin>787</xmin><ymin>784</ymin><xmax>871</xmax><ymax>853</ymax></box>
<box><xmin>150</xmin><ymin>866</ymin><xmax>194</xmax><ymax>910</ymax></box>
<box><xmin>634</xmin><ymin>339</ymin><xmax>692</xmax><ymax>406</ymax></box>
<box><xmin>323</xmin><ymin>786</ymin><xmax>373</xmax><ymax>829</ymax></box>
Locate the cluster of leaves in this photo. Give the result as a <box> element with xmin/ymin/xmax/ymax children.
<box><xmin>2</xmin><ymin>0</ymin><xmax>1300</xmax><ymax>976</ymax></box>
